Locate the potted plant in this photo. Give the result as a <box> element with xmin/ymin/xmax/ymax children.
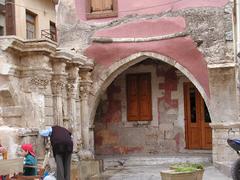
<box><xmin>160</xmin><ymin>163</ymin><xmax>204</xmax><ymax>180</ymax></box>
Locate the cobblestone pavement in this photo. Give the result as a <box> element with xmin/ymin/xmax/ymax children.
<box><xmin>93</xmin><ymin>165</ymin><xmax>232</xmax><ymax>180</ymax></box>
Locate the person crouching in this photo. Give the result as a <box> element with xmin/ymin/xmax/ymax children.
<box><xmin>20</xmin><ymin>144</ymin><xmax>37</xmax><ymax>176</ymax></box>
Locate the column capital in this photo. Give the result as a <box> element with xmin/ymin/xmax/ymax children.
<box><xmin>66</xmin><ymin>65</ymin><xmax>80</xmax><ymax>98</ymax></box>
<box><xmin>67</xmin><ymin>78</ymin><xmax>78</xmax><ymax>98</ymax></box>
<box><xmin>79</xmin><ymin>71</ymin><xmax>92</xmax><ymax>100</ymax></box>
<box><xmin>51</xmin><ymin>75</ymin><xmax>67</xmax><ymax>95</ymax></box>
<box><xmin>79</xmin><ymin>71</ymin><xmax>92</xmax><ymax>82</ymax></box>
<box><xmin>30</xmin><ymin>74</ymin><xmax>51</xmax><ymax>90</ymax></box>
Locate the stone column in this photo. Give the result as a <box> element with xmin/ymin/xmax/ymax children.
<box><xmin>20</xmin><ymin>54</ymin><xmax>52</xmax><ymax>128</ymax></box>
<box><xmin>66</xmin><ymin>65</ymin><xmax>79</xmax><ymax>151</ymax></box>
<box><xmin>208</xmin><ymin>64</ymin><xmax>238</xmax><ymax>122</ymax></box>
<box><xmin>79</xmin><ymin>71</ymin><xmax>93</xmax><ymax>151</ymax></box>
<box><xmin>208</xmin><ymin>64</ymin><xmax>239</xmax><ymax>166</ymax></box>
<box><xmin>51</xmin><ymin>61</ymin><xmax>67</xmax><ymax>126</ymax></box>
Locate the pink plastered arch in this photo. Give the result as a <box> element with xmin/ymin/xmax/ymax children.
<box><xmin>88</xmin><ymin>52</ymin><xmax>210</xmax><ymax>126</ymax></box>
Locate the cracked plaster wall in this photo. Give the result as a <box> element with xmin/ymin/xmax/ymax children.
<box><xmin>94</xmin><ymin>61</ymin><xmax>188</xmax><ymax>155</ymax></box>
<box><xmin>57</xmin><ymin>1</ymin><xmax>234</xmax><ymax>65</ymax></box>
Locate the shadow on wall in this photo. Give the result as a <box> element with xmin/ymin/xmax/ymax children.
<box><xmin>0</xmin><ymin>90</ymin><xmax>15</xmax><ymax>107</ymax></box>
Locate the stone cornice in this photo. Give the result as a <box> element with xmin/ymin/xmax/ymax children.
<box><xmin>210</xmin><ymin>122</ymin><xmax>240</xmax><ymax>129</ymax></box>
<box><xmin>0</xmin><ymin>36</ymin><xmax>57</xmax><ymax>54</ymax></box>
<box><xmin>208</xmin><ymin>62</ymin><xmax>237</xmax><ymax>69</ymax></box>
<box><xmin>51</xmin><ymin>50</ymin><xmax>73</xmax><ymax>62</ymax></box>
<box><xmin>73</xmin><ymin>54</ymin><xmax>94</xmax><ymax>70</ymax></box>
<box><xmin>0</xmin><ymin>36</ymin><xmax>94</xmax><ymax>69</ymax></box>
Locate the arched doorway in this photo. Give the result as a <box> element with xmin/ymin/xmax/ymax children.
<box><xmin>184</xmin><ymin>83</ymin><xmax>212</xmax><ymax>150</ymax></box>
<box><xmin>93</xmin><ymin>57</ymin><xmax>212</xmax><ymax>156</ymax></box>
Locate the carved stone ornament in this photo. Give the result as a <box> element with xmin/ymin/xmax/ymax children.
<box><xmin>51</xmin><ymin>79</ymin><xmax>66</xmax><ymax>95</ymax></box>
<box><xmin>79</xmin><ymin>83</ymin><xmax>92</xmax><ymax>100</ymax></box>
<box><xmin>80</xmin><ymin>71</ymin><xmax>92</xmax><ymax>82</ymax></box>
<box><xmin>30</xmin><ymin>76</ymin><xmax>50</xmax><ymax>89</ymax></box>
<box><xmin>66</xmin><ymin>79</ymin><xmax>77</xmax><ymax>97</ymax></box>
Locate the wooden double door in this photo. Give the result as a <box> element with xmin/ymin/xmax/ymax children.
<box><xmin>184</xmin><ymin>83</ymin><xmax>212</xmax><ymax>150</ymax></box>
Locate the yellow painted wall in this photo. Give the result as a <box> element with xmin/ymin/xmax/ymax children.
<box><xmin>15</xmin><ymin>0</ymin><xmax>56</xmax><ymax>39</ymax></box>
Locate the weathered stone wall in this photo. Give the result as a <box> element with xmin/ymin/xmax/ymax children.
<box><xmin>56</xmin><ymin>0</ymin><xmax>238</xmax><ymax>172</ymax></box>
<box><xmin>56</xmin><ymin>2</ymin><xmax>236</xmax><ymax>127</ymax></box>
<box><xmin>58</xmin><ymin>3</ymin><xmax>234</xmax><ymax>64</ymax></box>
<box><xmin>211</xmin><ymin>123</ymin><xmax>240</xmax><ymax>163</ymax></box>
<box><xmin>0</xmin><ymin>37</ymin><xmax>94</xmax><ymax>161</ymax></box>
<box><xmin>94</xmin><ymin>60</ymin><xmax>187</xmax><ymax>155</ymax></box>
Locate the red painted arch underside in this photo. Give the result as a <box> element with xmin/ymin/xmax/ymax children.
<box><xmin>85</xmin><ymin>17</ymin><xmax>210</xmax><ymax>96</ymax></box>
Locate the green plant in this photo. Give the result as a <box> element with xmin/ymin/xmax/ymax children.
<box><xmin>170</xmin><ymin>163</ymin><xmax>204</xmax><ymax>173</ymax></box>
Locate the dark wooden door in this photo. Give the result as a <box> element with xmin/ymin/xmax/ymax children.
<box><xmin>184</xmin><ymin>83</ymin><xmax>212</xmax><ymax>149</ymax></box>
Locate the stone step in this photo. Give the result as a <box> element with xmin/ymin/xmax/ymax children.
<box><xmin>97</xmin><ymin>154</ymin><xmax>212</xmax><ymax>170</ymax></box>
<box><xmin>214</xmin><ymin>161</ymin><xmax>232</xmax><ymax>177</ymax></box>
<box><xmin>89</xmin><ymin>175</ymin><xmax>111</xmax><ymax>180</ymax></box>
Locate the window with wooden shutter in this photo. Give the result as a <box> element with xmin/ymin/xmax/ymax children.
<box><xmin>86</xmin><ymin>0</ymin><xmax>118</xmax><ymax>19</ymax></box>
<box><xmin>26</xmin><ymin>10</ymin><xmax>36</xmax><ymax>39</ymax></box>
<box><xmin>5</xmin><ymin>0</ymin><xmax>16</xmax><ymax>35</ymax></box>
<box><xmin>126</xmin><ymin>73</ymin><xmax>152</xmax><ymax>121</ymax></box>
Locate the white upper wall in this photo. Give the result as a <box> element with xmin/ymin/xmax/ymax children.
<box><xmin>15</xmin><ymin>0</ymin><xmax>56</xmax><ymax>39</ymax></box>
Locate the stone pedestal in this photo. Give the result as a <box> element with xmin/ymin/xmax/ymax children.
<box><xmin>71</xmin><ymin>160</ymin><xmax>102</xmax><ymax>180</ymax></box>
<box><xmin>211</xmin><ymin>122</ymin><xmax>240</xmax><ymax>163</ymax></box>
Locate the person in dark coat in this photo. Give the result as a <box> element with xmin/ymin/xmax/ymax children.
<box><xmin>40</xmin><ymin>125</ymin><xmax>73</xmax><ymax>180</ymax></box>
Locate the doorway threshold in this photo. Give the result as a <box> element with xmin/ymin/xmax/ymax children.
<box><xmin>96</xmin><ymin>153</ymin><xmax>212</xmax><ymax>170</ymax></box>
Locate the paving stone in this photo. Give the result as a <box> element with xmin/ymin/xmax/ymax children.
<box><xmin>90</xmin><ymin>165</ymin><xmax>232</xmax><ymax>180</ymax></box>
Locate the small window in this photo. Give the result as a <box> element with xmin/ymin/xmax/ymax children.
<box><xmin>0</xmin><ymin>26</ymin><xmax>4</xmax><ymax>36</ymax></box>
<box><xmin>50</xmin><ymin>21</ymin><xmax>57</xmax><ymax>41</ymax></box>
<box><xmin>26</xmin><ymin>10</ymin><xmax>36</xmax><ymax>39</ymax></box>
<box><xmin>86</xmin><ymin>0</ymin><xmax>118</xmax><ymax>19</ymax></box>
<box><xmin>126</xmin><ymin>73</ymin><xmax>152</xmax><ymax>121</ymax></box>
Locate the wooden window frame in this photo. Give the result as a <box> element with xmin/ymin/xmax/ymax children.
<box><xmin>86</xmin><ymin>0</ymin><xmax>118</xmax><ymax>20</ymax></box>
<box><xmin>126</xmin><ymin>73</ymin><xmax>152</xmax><ymax>122</ymax></box>
<box><xmin>26</xmin><ymin>10</ymin><xmax>37</xmax><ymax>39</ymax></box>
<box><xmin>5</xmin><ymin>0</ymin><xmax>16</xmax><ymax>35</ymax></box>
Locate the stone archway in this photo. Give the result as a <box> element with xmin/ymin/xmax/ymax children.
<box><xmin>89</xmin><ymin>52</ymin><xmax>211</xmax><ymax>155</ymax></box>
<box><xmin>89</xmin><ymin>52</ymin><xmax>210</xmax><ymax>128</ymax></box>
<box><xmin>90</xmin><ymin>53</ymin><xmax>212</xmax><ymax>155</ymax></box>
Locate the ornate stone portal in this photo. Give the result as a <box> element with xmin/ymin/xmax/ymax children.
<box><xmin>0</xmin><ymin>37</ymin><xmax>94</xmax><ymax>163</ymax></box>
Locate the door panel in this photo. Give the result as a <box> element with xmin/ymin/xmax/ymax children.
<box><xmin>127</xmin><ymin>75</ymin><xmax>139</xmax><ymax>121</ymax></box>
<box><xmin>139</xmin><ymin>74</ymin><xmax>152</xmax><ymax>121</ymax></box>
<box><xmin>184</xmin><ymin>83</ymin><xmax>212</xmax><ymax>150</ymax></box>
<box><xmin>202</xmin><ymin>103</ymin><xmax>212</xmax><ymax>149</ymax></box>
